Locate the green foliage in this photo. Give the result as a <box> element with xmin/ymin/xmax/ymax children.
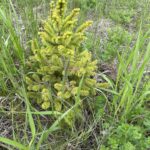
<box><xmin>69</xmin><ymin>0</ymin><xmax>100</xmax><ymax>22</ymax></box>
<box><xmin>109</xmin><ymin>8</ymin><xmax>135</xmax><ymax>24</ymax></box>
<box><xmin>85</xmin><ymin>26</ymin><xmax>132</xmax><ymax>62</ymax></box>
<box><xmin>70</xmin><ymin>0</ymin><xmax>97</xmax><ymax>10</ymax></box>
<box><xmin>105</xmin><ymin>0</ymin><xmax>138</xmax><ymax>24</ymax></box>
<box><xmin>101</xmin><ymin>123</ymin><xmax>150</xmax><ymax>150</ymax></box>
<box><xmin>102</xmin><ymin>26</ymin><xmax>132</xmax><ymax>61</ymax></box>
<box><xmin>0</xmin><ymin>0</ymin><xmax>150</xmax><ymax>149</ymax></box>
<box><xmin>94</xmin><ymin>95</ymin><xmax>106</xmax><ymax>119</ymax></box>
<box><xmin>25</xmin><ymin>0</ymin><xmax>97</xmax><ymax>124</ymax></box>
<box><xmin>0</xmin><ymin>7</ymin><xmax>25</xmax><ymax>94</ymax></box>
<box><xmin>113</xmin><ymin>30</ymin><xmax>150</xmax><ymax>119</ymax></box>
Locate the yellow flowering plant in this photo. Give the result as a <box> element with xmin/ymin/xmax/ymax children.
<box><xmin>25</xmin><ymin>0</ymin><xmax>98</xmax><ymax>125</ymax></box>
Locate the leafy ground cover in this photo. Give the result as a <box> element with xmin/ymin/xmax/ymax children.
<box><xmin>0</xmin><ymin>0</ymin><xmax>150</xmax><ymax>149</ymax></box>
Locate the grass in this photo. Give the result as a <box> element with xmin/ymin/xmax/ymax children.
<box><xmin>112</xmin><ymin>28</ymin><xmax>150</xmax><ymax>119</ymax></box>
<box><xmin>0</xmin><ymin>0</ymin><xmax>150</xmax><ymax>149</ymax></box>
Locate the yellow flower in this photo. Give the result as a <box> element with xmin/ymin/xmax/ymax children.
<box><xmin>54</xmin><ymin>100</ymin><xmax>62</xmax><ymax>111</ymax></box>
<box><xmin>54</xmin><ymin>83</ymin><xmax>63</xmax><ymax>91</ymax></box>
<box><xmin>42</xmin><ymin>101</ymin><xmax>50</xmax><ymax>110</ymax></box>
<box><xmin>26</xmin><ymin>0</ymin><xmax>98</xmax><ymax>120</ymax></box>
<box><xmin>42</xmin><ymin>88</ymin><xmax>51</xmax><ymax>101</ymax></box>
<box><xmin>32</xmin><ymin>85</ymin><xmax>40</xmax><ymax>91</ymax></box>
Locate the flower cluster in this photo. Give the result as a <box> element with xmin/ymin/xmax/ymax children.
<box><xmin>26</xmin><ymin>0</ymin><xmax>97</xmax><ymax>112</ymax></box>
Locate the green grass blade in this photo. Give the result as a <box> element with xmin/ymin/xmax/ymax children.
<box><xmin>19</xmin><ymin>86</ymin><xmax>36</xmax><ymax>148</ymax></box>
<box><xmin>0</xmin><ymin>137</ymin><xmax>28</xmax><ymax>150</ymax></box>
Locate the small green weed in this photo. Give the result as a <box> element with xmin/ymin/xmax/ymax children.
<box><xmin>109</xmin><ymin>8</ymin><xmax>135</xmax><ymax>24</ymax></box>
<box><xmin>101</xmin><ymin>123</ymin><xmax>150</xmax><ymax>150</ymax></box>
<box><xmin>101</xmin><ymin>26</ymin><xmax>132</xmax><ymax>61</ymax></box>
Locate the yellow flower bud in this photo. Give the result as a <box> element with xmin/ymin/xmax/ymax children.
<box><xmin>54</xmin><ymin>83</ymin><xmax>63</xmax><ymax>91</ymax></box>
<box><xmin>32</xmin><ymin>85</ymin><xmax>40</xmax><ymax>91</ymax></box>
<box><xmin>80</xmin><ymin>90</ymin><xmax>89</xmax><ymax>96</ymax></box>
<box><xmin>25</xmin><ymin>77</ymin><xmax>33</xmax><ymax>85</ymax></box>
<box><xmin>32</xmin><ymin>74</ymin><xmax>40</xmax><ymax>82</ymax></box>
<box><xmin>54</xmin><ymin>100</ymin><xmax>62</xmax><ymax>111</ymax></box>
<box><xmin>42</xmin><ymin>88</ymin><xmax>51</xmax><ymax>101</ymax></box>
<box><xmin>57</xmin><ymin>91</ymin><xmax>63</xmax><ymax>98</ymax></box>
<box><xmin>76</xmin><ymin>21</ymin><xmax>93</xmax><ymax>33</ymax></box>
<box><xmin>97</xmin><ymin>82</ymin><xmax>110</xmax><ymax>88</ymax></box>
<box><xmin>71</xmin><ymin>87</ymin><xmax>78</xmax><ymax>95</ymax></box>
<box><xmin>63</xmin><ymin>91</ymin><xmax>71</xmax><ymax>99</ymax></box>
<box><xmin>41</xmin><ymin>101</ymin><xmax>50</xmax><ymax>110</ymax></box>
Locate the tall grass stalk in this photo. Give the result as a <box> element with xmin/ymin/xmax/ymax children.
<box><xmin>114</xmin><ymin>27</ymin><xmax>150</xmax><ymax>119</ymax></box>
